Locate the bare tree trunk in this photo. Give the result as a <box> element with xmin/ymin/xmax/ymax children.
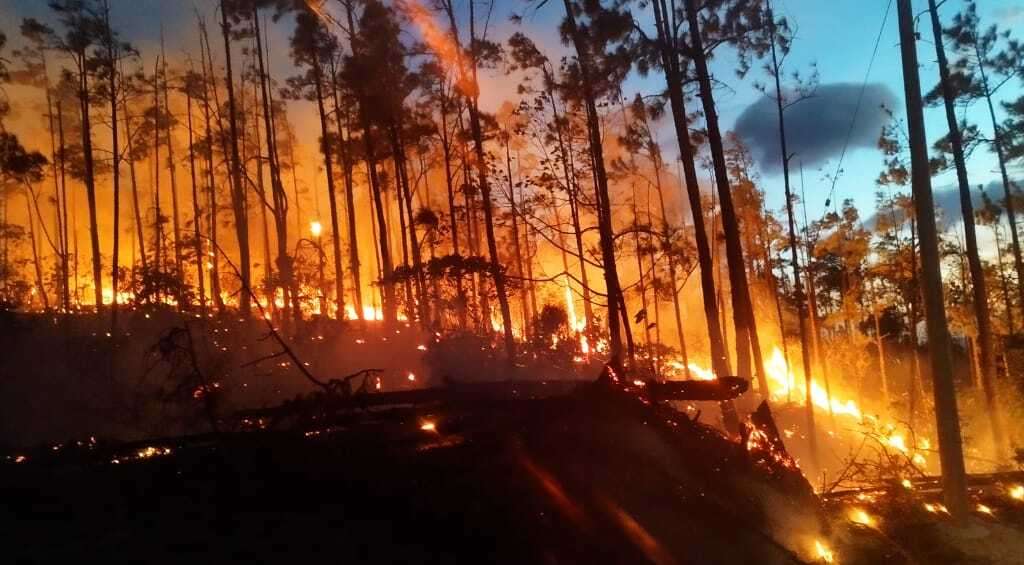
<box><xmin>152</xmin><ymin>58</ymin><xmax>163</xmax><ymax>278</ymax></box>
<box><xmin>219</xmin><ymin>0</ymin><xmax>252</xmax><ymax>317</ymax></box>
<box><xmin>560</xmin><ymin>0</ymin><xmax>624</xmax><ymax>370</ymax></box>
<box><xmin>123</xmin><ymin>96</ymin><xmax>147</xmax><ymax>274</ymax></box>
<box><xmin>161</xmin><ymin>37</ymin><xmax>185</xmax><ymax>296</ymax></box>
<box><xmin>767</xmin><ymin>2</ymin><xmax>815</xmax><ymax>438</ymax></box>
<box><xmin>46</xmin><ymin>85</ymin><xmax>68</xmax><ymax>310</ymax></box>
<box><xmin>437</xmin><ymin>99</ymin><xmax>467</xmax><ymax>328</ymax></box>
<box><xmin>344</xmin><ymin>1</ymin><xmax>394</xmax><ymax>323</ymax></box>
<box><xmin>439</xmin><ymin>0</ymin><xmax>515</xmax><ymax>361</ymax></box>
<box><xmin>199</xmin><ymin>26</ymin><xmax>225</xmax><ymax>314</ymax></box>
<box><xmin>390</xmin><ymin>141</ymin><xmax>415</xmax><ymax>320</ymax></box>
<box><xmin>57</xmin><ymin>101</ymin><xmax>71</xmax><ymax>311</ymax></box>
<box><xmin>105</xmin><ymin>10</ymin><xmax>120</xmax><ymax>328</ymax></box>
<box><xmin>928</xmin><ymin>0</ymin><xmax>1004</xmax><ymax>454</ymax></box>
<box><xmin>393</xmin><ymin>126</ymin><xmax>429</xmax><ymax>327</ymax></box>
<box><xmin>330</xmin><ymin>69</ymin><xmax>364</xmax><ymax>320</ymax></box>
<box><xmin>24</xmin><ymin>190</ymin><xmax>49</xmax><ymax>309</ymax></box>
<box><xmin>505</xmin><ymin>135</ymin><xmax>531</xmax><ymax>337</ymax></box>
<box><xmin>468</xmin><ymin>42</ymin><xmax>514</xmax><ymax>356</ymax></box>
<box><xmin>77</xmin><ymin>51</ymin><xmax>103</xmax><ymax>309</ymax></box>
<box><xmin>684</xmin><ymin>0</ymin><xmax>766</xmax><ymax>399</ymax></box>
<box><xmin>993</xmin><ymin>220</ymin><xmax>1014</xmax><ymax>332</ymax></box>
<box><xmin>873</xmin><ymin>301</ymin><xmax>889</xmax><ymax>407</ymax></box>
<box><xmin>312</xmin><ymin>59</ymin><xmax>346</xmax><ymax>321</ymax></box>
<box><xmin>649</xmin><ymin>0</ymin><xmax>728</xmax><ymax>384</ymax></box>
<box><xmin>897</xmin><ymin>0</ymin><xmax>968</xmax><ymax>521</ymax></box>
<box><xmin>542</xmin><ymin>74</ymin><xmax>595</xmax><ymax>334</ymax></box>
<box><xmin>975</xmin><ymin>47</ymin><xmax>1024</xmax><ymax>323</ymax></box>
<box><xmin>367</xmin><ymin>177</ymin><xmax>384</xmax><ymax>316</ymax></box>
<box><xmin>253</xmin><ymin>7</ymin><xmax>298</xmax><ymax>327</ymax></box>
<box><xmin>186</xmin><ymin>86</ymin><xmax>207</xmax><ymax>315</ymax></box>
<box><xmin>255</xmin><ymin>123</ymin><xmax>274</xmax><ymax>315</ymax></box>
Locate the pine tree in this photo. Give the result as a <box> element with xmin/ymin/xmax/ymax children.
<box><xmin>219</xmin><ymin>0</ymin><xmax>253</xmax><ymax>317</ymax></box>
<box><xmin>48</xmin><ymin>0</ymin><xmax>105</xmax><ymax>309</ymax></box>
<box><xmin>939</xmin><ymin>0</ymin><xmax>1024</xmax><ymax>323</ymax></box>
<box><xmin>926</xmin><ymin>0</ymin><xmax>1004</xmax><ymax>455</ymax></box>
<box><xmin>896</xmin><ymin>0</ymin><xmax>968</xmax><ymax>522</ymax></box>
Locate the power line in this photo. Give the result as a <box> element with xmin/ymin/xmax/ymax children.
<box><xmin>822</xmin><ymin>0</ymin><xmax>894</xmax><ymax>216</ymax></box>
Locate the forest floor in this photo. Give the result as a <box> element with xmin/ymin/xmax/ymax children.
<box><xmin>2</xmin><ymin>310</ymin><xmax>1024</xmax><ymax>563</ymax></box>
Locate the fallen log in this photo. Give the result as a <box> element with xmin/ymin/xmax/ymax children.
<box><xmin>645</xmin><ymin>376</ymin><xmax>749</xmax><ymax>402</ymax></box>
<box><xmin>231</xmin><ymin>379</ymin><xmax>587</xmax><ymax>428</ymax></box>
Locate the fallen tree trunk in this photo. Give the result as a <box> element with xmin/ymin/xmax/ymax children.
<box><xmin>645</xmin><ymin>377</ymin><xmax>749</xmax><ymax>402</ymax></box>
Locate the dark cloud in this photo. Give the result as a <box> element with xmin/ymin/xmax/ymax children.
<box><xmin>733</xmin><ymin>82</ymin><xmax>899</xmax><ymax>175</ymax></box>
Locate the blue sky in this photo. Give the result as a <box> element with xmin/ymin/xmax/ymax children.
<box><xmin>701</xmin><ymin>0</ymin><xmax>1024</xmax><ymax>225</ymax></box>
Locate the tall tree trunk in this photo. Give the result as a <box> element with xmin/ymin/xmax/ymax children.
<box><xmin>124</xmin><ymin>99</ymin><xmax>147</xmax><ymax>274</ymax></box>
<box><xmin>928</xmin><ymin>0</ymin><xmax>1003</xmax><ymax>454</ymax></box>
<box><xmin>391</xmin><ymin>146</ymin><xmax>416</xmax><ymax>320</ymax></box>
<box><xmin>441</xmin><ymin>0</ymin><xmax>515</xmax><ymax>361</ymax></box>
<box><xmin>253</xmin><ymin>7</ymin><xmax>297</xmax><ymax>327</ymax></box>
<box><xmin>469</xmin><ymin>48</ymin><xmax>513</xmax><ymax>355</ymax></box>
<box><xmin>57</xmin><ymin>101</ymin><xmax>71</xmax><ymax>311</ymax></box>
<box><xmin>649</xmin><ymin>0</ymin><xmax>728</xmax><ymax>384</ymax></box>
<box><xmin>684</xmin><ymin>0</ymin><xmax>767</xmax><ymax>407</ymax></box>
<box><xmin>567</xmin><ymin>177</ymin><xmax>594</xmax><ymax>334</ymax></box>
<box><xmin>24</xmin><ymin>189</ymin><xmax>49</xmax><ymax>309</ymax></box>
<box><xmin>330</xmin><ymin>69</ymin><xmax>364</xmax><ymax>320</ymax></box>
<box><xmin>186</xmin><ymin>86</ymin><xmax>207</xmax><ymax>315</ymax></box>
<box><xmin>107</xmin><ymin>13</ymin><xmax>120</xmax><ymax>330</ymax></box>
<box><xmin>633</xmin><ymin>191</ymin><xmax>653</xmax><ymax>355</ymax></box>
<box><xmin>152</xmin><ymin>58</ymin><xmax>163</xmax><ymax>278</ymax></box>
<box><xmin>45</xmin><ymin>78</ymin><xmax>68</xmax><ymax>311</ymax></box>
<box><xmin>897</xmin><ymin>0</ymin><xmax>968</xmax><ymax>521</ymax></box>
<box><xmin>220</xmin><ymin>0</ymin><xmax>252</xmax><ymax>317</ymax></box>
<box><xmin>344</xmin><ymin>1</ymin><xmax>395</xmax><ymax>323</ymax></box>
<box><xmin>560</xmin><ymin>0</ymin><xmax>624</xmax><ymax>370</ymax></box>
<box><xmin>437</xmin><ymin>99</ymin><xmax>467</xmax><ymax>327</ymax></box>
<box><xmin>766</xmin><ymin>1</ymin><xmax>816</xmax><ymax>444</ymax></box>
<box><xmin>367</xmin><ymin>176</ymin><xmax>384</xmax><ymax>316</ymax></box>
<box><xmin>873</xmin><ymin>300</ymin><xmax>889</xmax><ymax>407</ymax></box>
<box><xmin>505</xmin><ymin>135</ymin><xmax>531</xmax><ymax>337</ymax></box>
<box><xmin>975</xmin><ymin>46</ymin><xmax>1024</xmax><ymax>323</ymax></box>
<box><xmin>199</xmin><ymin>28</ymin><xmax>225</xmax><ymax>314</ymax></box>
<box><xmin>253</xmin><ymin>53</ymin><xmax>275</xmax><ymax>318</ymax></box>
<box><xmin>312</xmin><ymin>60</ymin><xmax>346</xmax><ymax>321</ymax></box>
<box><xmin>542</xmin><ymin>73</ymin><xmax>595</xmax><ymax>334</ymax></box>
<box><xmin>392</xmin><ymin>125</ymin><xmax>429</xmax><ymax>327</ymax></box>
<box><xmin>161</xmin><ymin>38</ymin><xmax>185</xmax><ymax>295</ymax></box>
<box><xmin>77</xmin><ymin>53</ymin><xmax>103</xmax><ymax>309</ymax></box>
<box><xmin>993</xmin><ymin>220</ymin><xmax>1014</xmax><ymax>332</ymax></box>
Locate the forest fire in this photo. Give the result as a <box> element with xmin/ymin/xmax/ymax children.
<box><xmin>2</xmin><ymin>0</ymin><xmax>1024</xmax><ymax>562</ymax></box>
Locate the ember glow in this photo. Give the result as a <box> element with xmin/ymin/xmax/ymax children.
<box><xmin>1009</xmin><ymin>485</ymin><xmax>1024</xmax><ymax>501</ymax></box>
<box><xmin>848</xmin><ymin>507</ymin><xmax>876</xmax><ymax>527</ymax></box>
<box><xmin>814</xmin><ymin>540</ymin><xmax>835</xmax><ymax>564</ymax></box>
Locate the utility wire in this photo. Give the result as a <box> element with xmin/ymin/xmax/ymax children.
<box><xmin>822</xmin><ymin>0</ymin><xmax>894</xmax><ymax>217</ymax></box>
